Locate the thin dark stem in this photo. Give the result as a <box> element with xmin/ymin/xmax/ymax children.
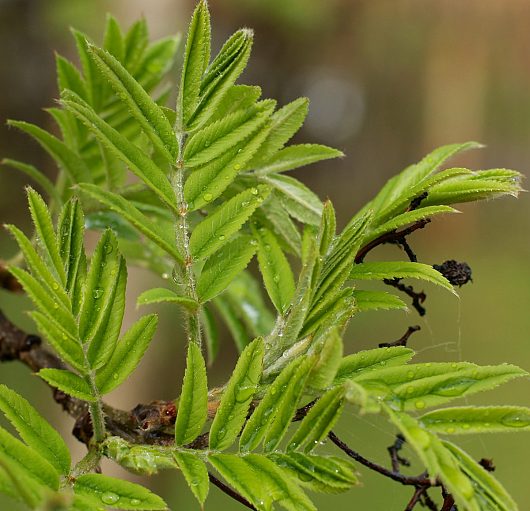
<box><xmin>328</xmin><ymin>431</ymin><xmax>432</xmax><ymax>487</ymax></box>
<box><xmin>379</xmin><ymin>326</ymin><xmax>421</xmax><ymax>348</ymax></box>
<box><xmin>387</xmin><ymin>434</ymin><xmax>410</xmax><ymax>472</ymax></box>
<box><xmin>208</xmin><ymin>472</ymin><xmax>257</xmax><ymax>510</ymax></box>
<box><xmin>404</xmin><ymin>486</ymin><xmax>426</xmax><ymax>511</ymax></box>
<box><xmin>384</xmin><ymin>278</ymin><xmax>427</xmax><ymax>316</ymax></box>
<box><xmin>440</xmin><ymin>492</ymin><xmax>455</xmax><ymax>511</ymax></box>
<box><xmin>355</xmin><ymin>219</ymin><xmax>430</xmax><ymax>264</ymax></box>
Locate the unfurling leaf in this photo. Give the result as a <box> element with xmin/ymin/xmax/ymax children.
<box><xmin>175</xmin><ymin>343</ymin><xmax>208</xmax><ymax>446</ymax></box>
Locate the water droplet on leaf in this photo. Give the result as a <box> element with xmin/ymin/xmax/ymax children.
<box><xmin>101</xmin><ymin>492</ymin><xmax>120</xmax><ymax>505</ymax></box>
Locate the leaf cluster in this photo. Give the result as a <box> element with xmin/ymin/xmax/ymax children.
<box><xmin>0</xmin><ymin>2</ymin><xmax>528</xmax><ymax>510</ymax></box>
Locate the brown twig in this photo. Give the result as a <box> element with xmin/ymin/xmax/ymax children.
<box><xmin>404</xmin><ymin>486</ymin><xmax>427</xmax><ymax>511</ymax></box>
<box><xmin>379</xmin><ymin>326</ymin><xmax>421</xmax><ymax>348</ymax></box>
<box><xmin>354</xmin><ymin>219</ymin><xmax>430</xmax><ymax>264</ymax></box>
<box><xmin>384</xmin><ymin>278</ymin><xmax>427</xmax><ymax>316</ymax></box>
<box><xmin>0</xmin><ymin>263</ymin><xmax>23</xmax><ymax>293</ymax></box>
<box><xmin>208</xmin><ymin>472</ymin><xmax>257</xmax><ymax>510</ymax></box>
<box><xmin>387</xmin><ymin>434</ymin><xmax>410</xmax><ymax>472</ymax></box>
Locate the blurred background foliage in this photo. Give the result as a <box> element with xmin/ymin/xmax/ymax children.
<box><xmin>0</xmin><ymin>0</ymin><xmax>528</xmax><ymax>509</ymax></box>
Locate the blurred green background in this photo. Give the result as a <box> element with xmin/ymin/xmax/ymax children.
<box><xmin>0</xmin><ymin>0</ymin><xmax>529</xmax><ymax>509</ymax></box>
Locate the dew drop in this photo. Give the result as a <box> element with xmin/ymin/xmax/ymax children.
<box><xmin>241</xmin><ymin>201</ymin><xmax>250</xmax><ymax>207</ymax></box>
<box><xmin>273</xmin><ymin>275</ymin><xmax>280</xmax><ymax>283</ymax></box>
<box><xmin>101</xmin><ymin>492</ymin><xmax>120</xmax><ymax>505</ymax></box>
<box><xmin>265</xmin><ymin>244</ymin><xmax>272</xmax><ymax>252</ymax></box>
<box><xmin>446</xmin><ymin>427</ymin><xmax>456</xmax><ymax>434</ymax></box>
<box><xmin>406</xmin><ymin>371</ymin><xmax>415</xmax><ymax>379</ymax></box>
<box><xmin>415</xmin><ymin>400</ymin><xmax>426</xmax><ymax>410</ymax></box>
<box><xmin>112</xmin><ymin>373</ymin><xmax>119</xmax><ymax>380</ymax></box>
<box><xmin>203</xmin><ymin>193</ymin><xmax>213</xmax><ymax>202</ymax></box>
<box><xmin>250</xmin><ymin>187</ymin><xmax>259</xmax><ymax>195</ymax></box>
<box><xmin>93</xmin><ymin>287</ymin><xmax>104</xmax><ymax>299</ymax></box>
<box><xmin>501</xmin><ymin>412</ymin><xmax>529</xmax><ymax>428</ymax></box>
<box><xmin>218</xmin><ymin>234</ymin><xmax>226</xmax><ymax>241</ymax></box>
<box><xmin>234</xmin><ymin>163</ymin><xmax>241</xmax><ymax>170</ymax></box>
<box><xmin>104</xmin><ymin>243</ymin><xmax>114</xmax><ymax>255</ymax></box>
<box><xmin>130</xmin><ymin>499</ymin><xmax>141</xmax><ymax>505</ymax></box>
<box><xmin>52</xmin><ymin>282</ymin><xmax>59</xmax><ymax>290</ymax></box>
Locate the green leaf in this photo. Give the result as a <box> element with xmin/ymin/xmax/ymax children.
<box><xmin>374</xmin><ymin>142</ymin><xmax>482</xmax><ymax>218</ymax></box>
<box><xmin>209</xmin><ymin>85</ymin><xmax>262</xmax><ymax>122</ymax></box>
<box><xmin>390</xmin><ymin>364</ymin><xmax>527</xmax><ymax>411</ymax></box>
<box><xmin>209</xmin><ymin>338</ymin><xmax>264</xmax><ymax>450</ymax></box>
<box><xmin>5</xmin><ymin>225</ymin><xmax>70</xmax><ymax>309</ymax></box>
<box><xmin>421</xmin><ymin>172</ymin><xmax>522</xmax><ymax>206</ymax></box>
<box><xmin>56</xmin><ymin>53</ymin><xmax>88</xmax><ymax>100</ymax></box>
<box><xmin>27</xmin><ymin>188</ymin><xmax>66</xmax><ymax>284</ymax></box>
<box><xmin>103</xmin><ymin>14</ymin><xmax>125</xmax><ymax>61</ymax></box>
<box><xmin>0</xmin><ymin>385</ymin><xmax>70</xmax><ymax>475</ymax></box>
<box><xmin>318</xmin><ymin>200</ymin><xmax>336</xmax><ymax>257</ymax></box>
<box><xmin>87</xmin><ymin>45</ymin><xmax>177</xmax><ymax>160</ymax></box>
<box><xmin>385</xmin><ymin>407</ymin><xmax>479</xmax><ymax>511</ymax></box>
<box><xmin>352</xmin><ymin>290</ymin><xmax>407</xmax><ymax>312</ymax></box>
<box><xmin>0</xmin><ymin>427</ymin><xmax>59</xmax><ymax>490</ymax></box>
<box><xmin>249</xmin><ymin>97</ymin><xmax>309</xmax><ymax>167</ymax></box>
<box><xmin>184</xmin><ymin>123</ymin><xmax>272</xmax><ymax>211</ymax></box>
<box><xmin>350</xmin><ymin>261</ymin><xmax>456</xmax><ymax>294</ymax></box>
<box><xmin>96</xmin><ymin>314</ymin><xmax>159</xmax><ymax>394</ymax></box>
<box><xmin>179</xmin><ymin>0</ymin><xmax>211</xmax><ymax>125</ymax></box>
<box><xmin>1</xmin><ymin>159</ymin><xmax>61</xmax><ymax>205</ymax></box>
<box><xmin>7</xmin><ymin>120</ymin><xmax>92</xmax><ymax>183</ymax></box>
<box><xmin>79</xmin><ymin>184</ymin><xmax>183</xmax><ymax>263</ymax></box>
<box><xmin>264</xmin><ymin>174</ymin><xmax>322</xmax><ymax>226</ymax></box>
<box><xmin>334</xmin><ymin>346</ymin><xmax>415</xmax><ymax>383</ymax></box>
<box><xmin>201</xmin><ymin>306</ymin><xmax>219</xmax><ymax>366</ymax></box>
<box><xmin>223</xmin><ymin>271</ymin><xmax>276</xmax><ymax>338</ymax></box>
<box><xmin>74</xmin><ymin>473</ymin><xmax>167</xmax><ymax>510</ymax></box>
<box><xmin>443</xmin><ymin>440</ymin><xmax>518</xmax><ymax>511</ymax></box>
<box><xmin>256</xmin><ymin>196</ymin><xmax>302</xmax><ymax>256</ymax></box>
<box><xmin>419</xmin><ymin>406</ymin><xmax>530</xmax><ymax>434</ymax></box>
<box><xmin>254</xmin><ymin>225</ymin><xmax>295</xmax><ymax>314</ymax></box>
<box><xmin>57</xmin><ymin>198</ymin><xmax>86</xmax><ymax>313</ymax></box>
<box><xmin>197</xmin><ymin>235</ymin><xmax>257</xmax><ymax>303</ymax></box>
<box><xmin>62</xmin><ymin>92</ymin><xmax>178</xmax><ymax>213</ymax></box>
<box><xmin>264</xmin><ymin>357</ymin><xmax>314</xmax><ymax>452</ymax></box>
<box><xmin>366</xmin><ymin>205</ymin><xmax>457</xmax><ymax>241</ymax></box>
<box><xmin>256</xmin><ymin>144</ymin><xmax>343</xmax><ymax>175</ymax></box>
<box><xmin>173</xmin><ymin>452</ymin><xmax>209</xmax><ymax>506</ymax></box>
<box><xmin>184</xmin><ymin>102</ymin><xmax>273</xmax><ymax>168</ymax></box>
<box><xmin>271</xmin><ymin>453</ymin><xmax>357</xmax><ymax>494</ymax></box>
<box><xmin>189</xmin><ymin>29</ymin><xmax>253</xmax><ymax>130</ymax></box>
<box><xmin>38</xmin><ymin>369</ymin><xmax>95</xmax><ymax>402</ymax></box>
<box><xmin>7</xmin><ymin>267</ymin><xmax>76</xmax><ymax>334</ymax></box>
<box><xmin>208</xmin><ymin>454</ymin><xmax>271</xmax><ymax>511</ymax></box>
<box><xmin>136</xmin><ymin>288</ymin><xmax>198</xmax><ymax>311</ymax></box>
<box><xmin>243</xmin><ymin>454</ymin><xmax>316</xmax><ymax>511</ymax></box>
<box><xmin>30</xmin><ymin>311</ymin><xmax>85</xmax><ymax>373</ymax></box>
<box><xmin>288</xmin><ymin>386</ymin><xmax>344</xmax><ymax>453</ymax></box>
<box><xmin>0</xmin><ymin>452</ymin><xmax>47</xmax><ymax>508</ymax></box>
<box><xmin>175</xmin><ymin>343</ymin><xmax>208</xmax><ymax>446</ymax></box>
<box><xmin>136</xmin><ymin>35</ymin><xmax>181</xmax><ymax>91</ymax></box>
<box><xmin>213</xmin><ymin>296</ymin><xmax>250</xmax><ymax>352</ymax></box>
<box><xmin>309</xmin><ymin>329</ymin><xmax>343</xmax><ymax>390</ymax></box>
<box><xmin>78</xmin><ymin>230</ymin><xmax>126</xmax><ymax>369</ymax></box>
<box><xmin>189</xmin><ymin>185</ymin><xmax>271</xmax><ymax>260</ymax></box>
<box><xmin>240</xmin><ymin>357</ymin><xmax>310</xmax><ymax>452</ymax></box>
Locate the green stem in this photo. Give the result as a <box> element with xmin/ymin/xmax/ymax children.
<box><xmin>86</xmin><ymin>374</ymin><xmax>106</xmax><ymax>443</ymax></box>
<box><xmin>172</xmin><ymin>131</ymin><xmax>202</xmax><ymax>347</ymax></box>
<box><xmin>71</xmin><ymin>446</ymin><xmax>102</xmax><ymax>478</ymax></box>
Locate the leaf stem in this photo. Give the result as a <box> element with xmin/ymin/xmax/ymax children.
<box><xmin>172</xmin><ymin>131</ymin><xmax>202</xmax><ymax>347</ymax></box>
<box><xmin>87</xmin><ymin>374</ymin><xmax>106</xmax><ymax>443</ymax></box>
